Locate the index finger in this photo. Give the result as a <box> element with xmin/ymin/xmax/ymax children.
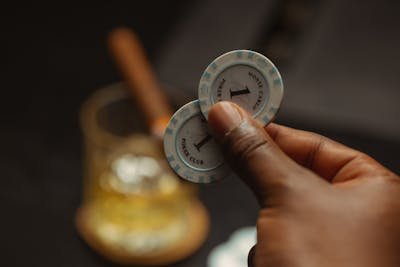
<box><xmin>265</xmin><ymin>123</ymin><xmax>378</xmax><ymax>182</ymax></box>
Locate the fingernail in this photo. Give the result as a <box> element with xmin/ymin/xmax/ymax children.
<box><xmin>208</xmin><ymin>102</ymin><xmax>245</xmax><ymax>139</ymax></box>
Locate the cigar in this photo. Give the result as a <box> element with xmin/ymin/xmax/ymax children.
<box><xmin>108</xmin><ymin>27</ymin><xmax>173</xmax><ymax>140</ymax></box>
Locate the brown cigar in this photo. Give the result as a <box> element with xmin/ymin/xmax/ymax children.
<box><xmin>108</xmin><ymin>27</ymin><xmax>172</xmax><ymax>140</ymax></box>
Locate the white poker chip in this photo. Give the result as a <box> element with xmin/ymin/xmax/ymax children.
<box><xmin>163</xmin><ymin>100</ymin><xmax>230</xmax><ymax>183</ymax></box>
<box><xmin>198</xmin><ymin>49</ymin><xmax>284</xmax><ymax>125</ymax></box>
<box><xmin>207</xmin><ymin>226</ymin><xmax>256</xmax><ymax>267</ymax></box>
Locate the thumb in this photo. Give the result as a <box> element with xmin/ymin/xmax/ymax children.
<box><xmin>208</xmin><ymin>102</ymin><xmax>310</xmax><ymax>206</ymax></box>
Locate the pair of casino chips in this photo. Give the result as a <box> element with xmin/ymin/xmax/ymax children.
<box><xmin>163</xmin><ymin>50</ymin><xmax>284</xmax><ymax>183</ymax></box>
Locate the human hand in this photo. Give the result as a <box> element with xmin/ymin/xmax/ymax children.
<box><xmin>208</xmin><ymin>102</ymin><xmax>400</xmax><ymax>267</ymax></box>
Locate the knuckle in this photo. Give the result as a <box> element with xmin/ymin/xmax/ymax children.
<box><xmin>356</xmin><ymin>153</ymin><xmax>376</xmax><ymax>165</ymax></box>
<box><xmin>385</xmin><ymin>175</ymin><xmax>400</xmax><ymax>185</ymax></box>
<box><xmin>305</xmin><ymin>134</ymin><xmax>326</xmax><ymax>169</ymax></box>
<box><xmin>372</xmin><ymin>173</ymin><xmax>400</xmax><ymax>189</ymax></box>
<box><xmin>362</xmin><ymin>173</ymin><xmax>400</xmax><ymax>212</ymax></box>
<box><xmin>355</xmin><ymin>153</ymin><xmax>398</xmax><ymax>179</ymax></box>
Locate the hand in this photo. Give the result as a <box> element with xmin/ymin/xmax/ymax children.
<box><xmin>208</xmin><ymin>102</ymin><xmax>400</xmax><ymax>267</ymax></box>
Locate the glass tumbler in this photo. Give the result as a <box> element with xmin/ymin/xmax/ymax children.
<box><xmin>76</xmin><ymin>83</ymin><xmax>209</xmax><ymax>266</ymax></box>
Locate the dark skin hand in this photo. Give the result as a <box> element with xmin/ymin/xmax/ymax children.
<box><xmin>208</xmin><ymin>102</ymin><xmax>400</xmax><ymax>267</ymax></box>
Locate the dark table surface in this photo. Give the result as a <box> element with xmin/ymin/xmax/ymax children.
<box><xmin>1</xmin><ymin>2</ymin><xmax>399</xmax><ymax>267</ymax></box>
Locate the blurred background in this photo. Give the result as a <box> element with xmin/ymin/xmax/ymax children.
<box><xmin>1</xmin><ymin>0</ymin><xmax>399</xmax><ymax>266</ymax></box>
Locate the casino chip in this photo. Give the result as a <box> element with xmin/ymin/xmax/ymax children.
<box><xmin>165</xmin><ymin>50</ymin><xmax>283</xmax><ymax>183</ymax></box>
<box><xmin>207</xmin><ymin>226</ymin><xmax>256</xmax><ymax>267</ymax></box>
<box><xmin>198</xmin><ymin>50</ymin><xmax>284</xmax><ymax>126</ymax></box>
<box><xmin>163</xmin><ymin>100</ymin><xmax>230</xmax><ymax>183</ymax></box>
